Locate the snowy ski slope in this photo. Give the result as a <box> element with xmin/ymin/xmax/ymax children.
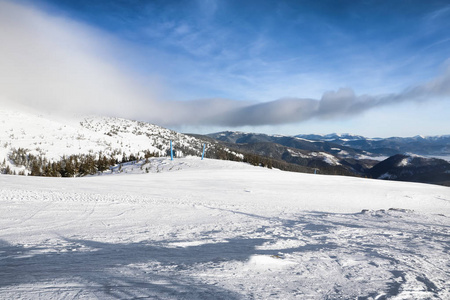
<box><xmin>1</xmin><ymin>157</ymin><xmax>449</xmax><ymax>299</ymax></box>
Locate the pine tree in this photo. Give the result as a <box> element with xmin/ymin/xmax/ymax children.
<box><xmin>30</xmin><ymin>160</ymin><xmax>41</xmax><ymax>176</ymax></box>
<box><xmin>4</xmin><ymin>165</ymin><xmax>11</xmax><ymax>175</ymax></box>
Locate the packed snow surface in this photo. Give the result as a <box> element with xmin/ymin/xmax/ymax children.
<box><xmin>1</xmin><ymin>157</ymin><xmax>450</xmax><ymax>299</ymax></box>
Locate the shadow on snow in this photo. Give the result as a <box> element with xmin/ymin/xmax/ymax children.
<box><xmin>0</xmin><ymin>208</ymin><xmax>449</xmax><ymax>299</ymax></box>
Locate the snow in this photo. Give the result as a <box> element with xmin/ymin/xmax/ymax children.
<box><xmin>286</xmin><ymin>148</ymin><xmax>309</xmax><ymax>158</ymax></box>
<box><xmin>356</xmin><ymin>153</ymin><xmax>388</xmax><ymax>161</ymax></box>
<box><xmin>0</xmin><ymin>109</ymin><xmax>206</xmax><ymax>170</ymax></box>
<box><xmin>424</xmin><ymin>155</ymin><xmax>450</xmax><ymax>162</ymax></box>
<box><xmin>308</xmin><ymin>151</ymin><xmax>342</xmax><ymax>165</ymax></box>
<box><xmin>293</xmin><ymin>136</ymin><xmax>316</xmax><ymax>142</ymax></box>
<box><xmin>1</xmin><ymin>157</ymin><xmax>450</xmax><ymax>299</ymax></box>
<box><xmin>398</xmin><ymin>157</ymin><xmax>411</xmax><ymax>167</ymax></box>
<box><xmin>1</xmin><ymin>108</ymin><xmax>450</xmax><ymax>298</ymax></box>
<box><xmin>223</xmin><ymin>148</ymin><xmax>245</xmax><ymax>160</ymax></box>
<box><xmin>319</xmin><ymin>152</ymin><xmax>341</xmax><ymax>166</ymax></box>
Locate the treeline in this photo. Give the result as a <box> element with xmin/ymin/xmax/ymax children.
<box><xmin>0</xmin><ymin>161</ymin><xmax>18</xmax><ymax>175</ymax></box>
<box><xmin>1</xmin><ymin>144</ymin><xmax>309</xmax><ymax>178</ymax></box>
<box><xmin>205</xmin><ymin>146</ymin><xmax>316</xmax><ymax>174</ymax></box>
<box><xmin>3</xmin><ymin>148</ymin><xmax>160</xmax><ymax>177</ymax></box>
<box><xmin>204</xmin><ymin>147</ymin><xmax>244</xmax><ymax>162</ymax></box>
<box><xmin>242</xmin><ymin>152</ymin><xmax>317</xmax><ymax>173</ymax></box>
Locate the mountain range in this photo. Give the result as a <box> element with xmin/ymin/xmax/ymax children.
<box><xmin>1</xmin><ymin>109</ymin><xmax>449</xmax><ymax>186</ymax></box>
<box><xmin>204</xmin><ymin>131</ymin><xmax>450</xmax><ymax>186</ymax></box>
<box><xmin>296</xmin><ymin>133</ymin><xmax>450</xmax><ymax>156</ymax></box>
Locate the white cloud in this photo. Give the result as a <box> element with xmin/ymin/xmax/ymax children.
<box><xmin>0</xmin><ymin>0</ymin><xmax>161</xmax><ymax>118</ymax></box>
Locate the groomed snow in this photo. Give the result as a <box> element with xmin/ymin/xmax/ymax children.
<box><xmin>1</xmin><ymin>157</ymin><xmax>450</xmax><ymax>299</ymax></box>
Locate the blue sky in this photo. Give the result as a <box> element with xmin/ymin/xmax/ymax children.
<box><xmin>2</xmin><ymin>0</ymin><xmax>450</xmax><ymax>137</ymax></box>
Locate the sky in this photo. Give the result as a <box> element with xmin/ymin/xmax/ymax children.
<box><xmin>0</xmin><ymin>0</ymin><xmax>449</xmax><ymax>137</ymax></box>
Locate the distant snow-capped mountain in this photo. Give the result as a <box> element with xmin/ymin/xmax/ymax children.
<box><xmin>295</xmin><ymin>133</ymin><xmax>370</xmax><ymax>142</ymax></box>
<box><xmin>206</xmin><ymin>131</ymin><xmax>383</xmax><ymax>176</ymax></box>
<box><xmin>296</xmin><ymin>133</ymin><xmax>450</xmax><ymax>157</ymax></box>
<box><xmin>206</xmin><ymin>131</ymin><xmax>450</xmax><ymax>186</ymax></box>
<box><xmin>207</xmin><ymin>131</ymin><xmax>369</xmax><ymax>156</ymax></box>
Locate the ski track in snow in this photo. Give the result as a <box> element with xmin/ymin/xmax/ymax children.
<box><xmin>1</xmin><ymin>158</ymin><xmax>450</xmax><ymax>299</ymax></box>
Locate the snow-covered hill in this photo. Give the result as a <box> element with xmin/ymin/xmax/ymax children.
<box><xmin>1</xmin><ymin>157</ymin><xmax>449</xmax><ymax>299</ymax></box>
<box><xmin>0</xmin><ymin>109</ymin><xmax>210</xmax><ymax>175</ymax></box>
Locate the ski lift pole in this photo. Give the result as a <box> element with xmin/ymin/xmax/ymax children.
<box><xmin>201</xmin><ymin>144</ymin><xmax>206</xmax><ymax>160</ymax></box>
<box><xmin>170</xmin><ymin>140</ymin><xmax>173</xmax><ymax>161</ymax></box>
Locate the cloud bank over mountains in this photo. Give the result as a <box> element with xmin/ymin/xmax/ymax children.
<box><xmin>199</xmin><ymin>71</ymin><xmax>450</xmax><ymax>127</ymax></box>
<box><xmin>1</xmin><ymin>0</ymin><xmax>449</xmax><ymax>129</ymax></box>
